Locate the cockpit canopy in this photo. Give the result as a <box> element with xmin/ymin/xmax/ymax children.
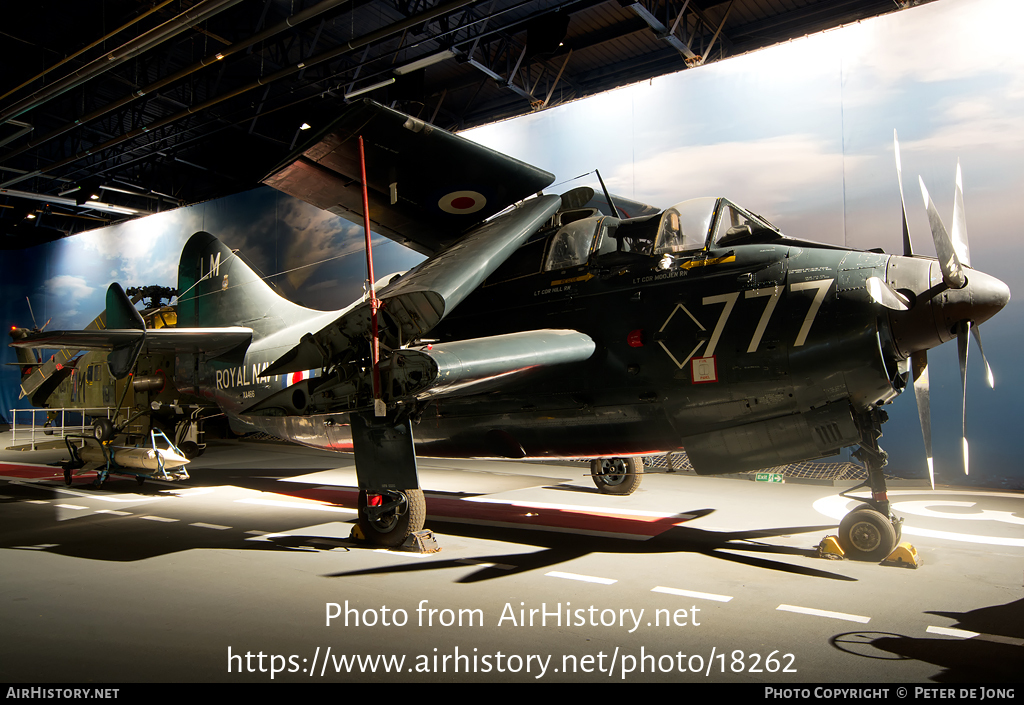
<box><xmin>614</xmin><ymin>196</ymin><xmax>780</xmax><ymax>256</ymax></box>
<box><xmin>486</xmin><ymin>196</ymin><xmax>783</xmax><ymax>286</ymax></box>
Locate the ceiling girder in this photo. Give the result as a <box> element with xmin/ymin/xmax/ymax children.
<box><xmin>0</xmin><ymin>0</ymin><xmax>934</xmax><ymax>247</ymax></box>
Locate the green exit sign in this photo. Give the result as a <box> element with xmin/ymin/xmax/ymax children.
<box><xmin>755</xmin><ymin>472</ymin><xmax>785</xmax><ymax>483</ymax></box>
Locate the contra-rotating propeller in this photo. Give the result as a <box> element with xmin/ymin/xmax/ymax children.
<box><xmin>894</xmin><ymin>130</ymin><xmax>999</xmax><ymax>489</ymax></box>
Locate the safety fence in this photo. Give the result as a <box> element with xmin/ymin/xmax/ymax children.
<box><xmin>642</xmin><ymin>451</ymin><xmax>874</xmax><ymax>481</ymax></box>
<box><xmin>7</xmin><ymin>407</ymin><xmax>113</xmax><ymax>450</ymax></box>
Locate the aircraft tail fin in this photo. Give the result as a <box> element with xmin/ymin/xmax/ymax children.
<box><xmin>176</xmin><ymin>231</ymin><xmax>320</xmax><ymax>336</ymax></box>
<box><xmin>104</xmin><ymin>283</ymin><xmax>146</xmax><ymax>379</ymax></box>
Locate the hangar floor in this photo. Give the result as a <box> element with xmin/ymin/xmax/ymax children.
<box><xmin>0</xmin><ymin>434</ymin><xmax>1021</xmax><ymax>684</ymax></box>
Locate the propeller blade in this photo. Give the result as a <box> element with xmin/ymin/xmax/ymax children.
<box><xmin>25</xmin><ymin>297</ymin><xmax>38</xmax><ymax>331</ymax></box>
<box><xmin>919</xmin><ymin>177</ymin><xmax>967</xmax><ymax>289</ymax></box>
<box><xmin>971</xmin><ymin>324</ymin><xmax>995</xmax><ymax>388</ymax></box>
<box><xmin>866</xmin><ymin>276</ymin><xmax>909</xmax><ymax>311</ymax></box>
<box><xmin>956</xmin><ymin>320</ymin><xmax>971</xmax><ymax>476</ymax></box>
<box><xmin>952</xmin><ymin>161</ymin><xmax>971</xmax><ymax>267</ymax></box>
<box><xmin>894</xmin><ymin>130</ymin><xmax>914</xmax><ymax>256</ymax></box>
<box><xmin>911</xmin><ymin>349</ymin><xmax>933</xmax><ymax>489</ymax></box>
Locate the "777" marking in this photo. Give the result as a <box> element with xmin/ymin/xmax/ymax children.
<box><xmin>657</xmin><ymin>278</ymin><xmax>834</xmax><ymax>370</ymax></box>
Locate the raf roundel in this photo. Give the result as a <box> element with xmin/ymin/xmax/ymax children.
<box><xmin>438</xmin><ymin>190</ymin><xmax>487</xmax><ymax>215</ymax></box>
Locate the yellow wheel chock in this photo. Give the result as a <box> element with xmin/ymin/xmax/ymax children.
<box><xmin>881</xmin><ymin>542</ymin><xmax>921</xmax><ymax>569</ymax></box>
<box><xmin>818</xmin><ymin>535</ymin><xmax>920</xmax><ymax>567</ymax></box>
<box><xmin>817</xmin><ymin>535</ymin><xmax>845</xmax><ymax>560</ymax></box>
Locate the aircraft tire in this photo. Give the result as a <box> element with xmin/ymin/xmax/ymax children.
<box><xmin>93</xmin><ymin>418</ymin><xmax>115</xmax><ymax>442</ymax></box>
<box><xmin>837</xmin><ymin>505</ymin><xmax>897</xmax><ymax>561</ymax></box>
<box><xmin>63</xmin><ymin>468</ymin><xmax>72</xmax><ymax>486</ymax></box>
<box><xmin>590</xmin><ymin>457</ymin><xmax>643</xmax><ymax>495</ymax></box>
<box><xmin>357</xmin><ymin>489</ymin><xmax>425</xmax><ymax>547</ymax></box>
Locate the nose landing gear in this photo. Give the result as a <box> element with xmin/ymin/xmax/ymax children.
<box><xmin>836</xmin><ymin>409</ymin><xmax>905</xmax><ymax>561</ymax></box>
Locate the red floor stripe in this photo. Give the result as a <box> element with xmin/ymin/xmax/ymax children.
<box><xmin>279</xmin><ymin>486</ymin><xmax>684</xmax><ymax>538</ymax></box>
<box><xmin>0</xmin><ymin>462</ymin><xmax>64</xmax><ymax>479</ymax></box>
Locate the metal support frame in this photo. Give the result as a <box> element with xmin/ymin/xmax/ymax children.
<box><xmin>622</xmin><ymin>0</ymin><xmax>698</xmax><ymax>60</ymax></box>
<box><xmin>622</xmin><ymin>0</ymin><xmax>736</xmax><ymax>68</ymax></box>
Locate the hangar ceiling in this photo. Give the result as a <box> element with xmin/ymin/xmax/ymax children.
<box><xmin>0</xmin><ymin>0</ymin><xmax>932</xmax><ymax>248</ymax></box>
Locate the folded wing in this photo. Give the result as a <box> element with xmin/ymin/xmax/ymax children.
<box><xmin>262</xmin><ymin>99</ymin><xmax>555</xmax><ymax>256</ymax></box>
<box><xmin>263</xmin><ymin>194</ymin><xmax>562</xmax><ymax>378</ymax></box>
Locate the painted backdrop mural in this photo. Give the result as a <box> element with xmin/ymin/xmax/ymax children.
<box><xmin>3</xmin><ymin>0</ymin><xmax>1020</xmax><ymax>485</ymax></box>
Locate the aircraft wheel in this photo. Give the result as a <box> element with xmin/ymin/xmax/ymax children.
<box><xmin>837</xmin><ymin>504</ymin><xmax>897</xmax><ymax>561</ymax></box>
<box><xmin>63</xmin><ymin>468</ymin><xmax>72</xmax><ymax>486</ymax></box>
<box><xmin>590</xmin><ymin>457</ymin><xmax>643</xmax><ymax>495</ymax></box>
<box><xmin>357</xmin><ymin>489</ymin><xmax>425</xmax><ymax>547</ymax></box>
<box><xmin>93</xmin><ymin>418</ymin><xmax>115</xmax><ymax>442</ymax></box>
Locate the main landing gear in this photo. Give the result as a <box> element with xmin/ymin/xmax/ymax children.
<box><xmin>836</xmin><ymin>410</ymin><xmax>904</xmax><ymax>561</ymax></box>
<box><xmin>357</xmin><ymin>488</ymin><xmax>426</xmax><ymax>547</ymax></box>
<box><xmin>349</xmin><ymin>412</ymin><xmax>428</xmax><ymax>548</ymax></box>
<box><xmin>590</xmin><ymin>457</ymin><xmax>644</xmax><ymax>494</ymax></box>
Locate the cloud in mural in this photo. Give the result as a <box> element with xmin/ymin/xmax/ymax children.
<box><xmin>43</xmin><ymin>274</ymin><xmax>93</xmax><ymax>300</ymax></box>
<box><xmin>833</xmin><ymin>0</ymin><xmax>1024</xmax><ymax>130</ymax></box>
<box><xmin>276</xmin><ymin>199</ymin><xmax>371</xmax><ymax>291</ymax></box>
<box><xmin>68</xmin><ymin>211</ymin><xmax>185</xmax><ymax>290</ymax></box>
<box><xmin>611</xmin><ymin>134</ymin><xmax>864</xmax><ymax>217</ymax></box>
<box><xmin>41</xmin><ymin>274</ymin><xmax>95</xmax><ymax>321</ymax></box>
<box><xmin>901</xmin><ymin>98</ymin><xmax>1024</xmax><ymax>155</ymax></box>
<box><xmin>842</xmin><ymin>0</ymin><xmax>1024</xmax><ymax>88</ymax></box>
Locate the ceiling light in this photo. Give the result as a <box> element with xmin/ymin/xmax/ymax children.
<box><xmin>299</xmin><ymin>123</ymin><xmax>311</xmax><ymax>130</ymax></box>
<box><xmin>393</xmin><ymin>50</ymin><xmax>455</xmax><ymax>75</ymax></box>
<box><xmin>344</xmin><ymin>78</ymin><xmax>396</xmax><ymax>100</ymax></box>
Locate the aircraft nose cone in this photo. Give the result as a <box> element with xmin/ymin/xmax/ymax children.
<box><xmin>939</xmin><ymin>269</ymin><xmax>1010</xmax><ymax>331</ymax></box>
<box><xmin>888</xmin><ymin>257</ymin><xmax>1010</xmax><ymax>358</ymax></box>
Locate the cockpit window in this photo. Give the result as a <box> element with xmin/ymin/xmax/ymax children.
<box><xmin>710</xmin><ymin>200</ymin><xmax>778</xmax><ymax>247</ymax></box>
<box><xmin>544</xmin><ymin>218</ymin><xmax>602</xmax><ymax>270</ymax></box>
<box><xmin>654</xmin><ymin>197</ymin><xmax>717</xmax><ymax>254</ymax></box>
<box><xmin>712</xmin><ymin>202</ymin><xmax>755</xmax><ymax>246</ymax></box>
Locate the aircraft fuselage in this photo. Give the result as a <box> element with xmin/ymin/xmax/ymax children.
<box><xmin>168</xmin><ymin>197</ymin><xmax>1007</xmax><ymax>478</ymax></box>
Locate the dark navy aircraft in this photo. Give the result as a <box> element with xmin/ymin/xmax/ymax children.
<box><xmin>12</xmin><ymin>102</ymin><xmax>1009</xmax><ymax>561</ymax></box>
